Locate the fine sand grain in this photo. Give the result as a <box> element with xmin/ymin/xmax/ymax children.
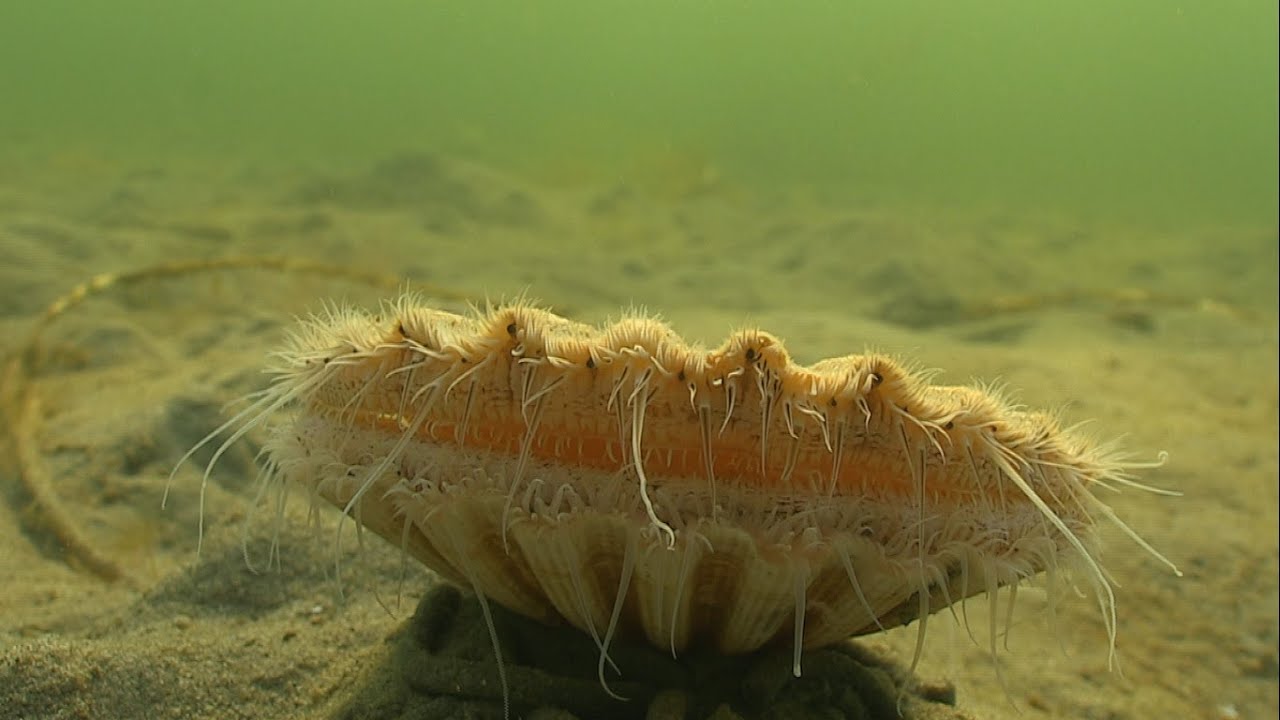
<box><xmin>1</xmin><ymin>150</ymin><xmax>1275</xmax><ymax>720</ymax></box>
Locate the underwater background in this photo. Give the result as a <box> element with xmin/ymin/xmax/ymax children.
<box><xmin>0</xmin><ymin>3</ymin><xmax>1276</xmax><ymax>719</ymax></box>
<box><xmin>2</xmin><ymin>1</ymin><xmax>1276</xmax><ymax>225</ymax></box>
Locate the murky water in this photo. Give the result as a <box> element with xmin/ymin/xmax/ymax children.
<box><xmin>0</xmin><ymin>3</ymin><xmax>1276</xmax><ymax>719</ymax></box>
<box><xmin>2</xmin><ymin>2</ymin><xmax>1276</xmax><ymax>225</ymax></box>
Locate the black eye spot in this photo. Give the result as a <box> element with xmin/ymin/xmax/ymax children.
<box><xmin>586</xmin><ymin>357</ymin><xmax>596</xmax><ymax>369</ymax></box>
<box><xmin>829</xmin><ymin>397</ymin><xmax>837</xmax><ymax>407</ymax></box>
<box><xmin>745</xmin><ymin>347</ymin><xmax>757</xmax><ymax>362</ymax></box>
<box><xmin>944</xmin><ymin>421</ymin><xmax>954</xmax><ymax>430</ymax></box>
<box><xmin>506</xmin><ymin>322</ymin><xmax>518</xmax><ymax>336</ymax></box>
<box><xmin>677</xmin><ymin>369</ymin><xmax>686</xmax><ymax>382</ymax></box>
<box><xmin>869</xmin><ymin>372</ymin><xmax>883</xmax><ymax>387</ymax></box>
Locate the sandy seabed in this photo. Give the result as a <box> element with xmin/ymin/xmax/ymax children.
<box><xmin>0</xmin><ymin>149</ymin><xmax>1275</xmax><ymax>720</ymax></box>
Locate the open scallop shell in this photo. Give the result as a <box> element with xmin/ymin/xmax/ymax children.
<box><xmin>181</xmin><ymin>295</ymin><xmax>1179</xmax><ymax>676</ymax></box>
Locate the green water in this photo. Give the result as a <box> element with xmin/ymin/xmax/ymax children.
<box><xmin>1</xmin><ymin>1</ymin><xmax>1276</xmax><ymax>226</ymax></box>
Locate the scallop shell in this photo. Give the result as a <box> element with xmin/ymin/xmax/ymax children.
<box><xmin>187</xmin><ymin>295</ymin><xmax>1176</xmax><ymax>672</ymax></box>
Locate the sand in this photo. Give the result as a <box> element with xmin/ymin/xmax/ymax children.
<box><xmin>0</xmin><ymin>149</ymin><xmax>1275</xmax><ymax>720</ymax></box>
